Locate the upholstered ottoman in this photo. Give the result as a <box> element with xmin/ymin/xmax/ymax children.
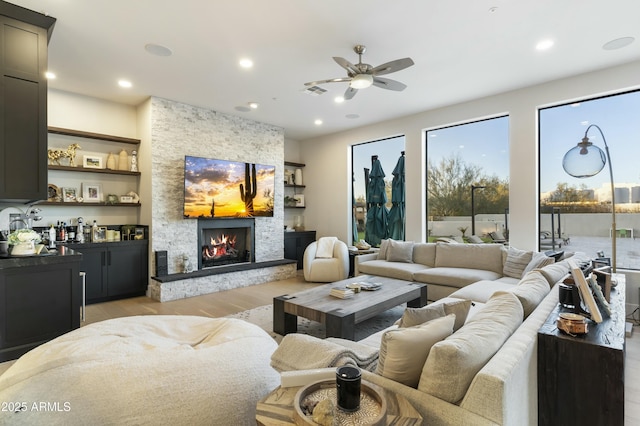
<box><xmin>0</xmin><ymin>316</ymin><xmax>280</xmax><ymax>425</ymax></box>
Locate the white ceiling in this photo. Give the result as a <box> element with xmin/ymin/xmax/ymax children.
<box><xmin>8</xmin><ymin>0</ymin><xmax>640</xmax><ymax>141</ymax></box>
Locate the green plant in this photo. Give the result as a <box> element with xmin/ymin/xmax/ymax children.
<box><xmin>7</xmin><ymin>229</ymin><xmax>41</xmax><ymax>245</ymax></box>
<box><xmin>457</xmin><ymin>226</ymin><xmax>468</xmax><ymax>237</ymax></box>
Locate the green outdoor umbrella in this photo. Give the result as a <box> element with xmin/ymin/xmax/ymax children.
<box><xmin>387</xmin><ymin>151</ymin><xmax>405</xmax><ymax>240</ymax></box>
<box><xmin>365</xmin><ymin>155</ymin><xmax>388</xmax><ymax>246</ymax></box>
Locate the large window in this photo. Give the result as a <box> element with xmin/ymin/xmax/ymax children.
<box><xmin>426</xmin><ymin>116</ymin><xmax>509</xmax><ymax>242</ymax></box>
<box><xmin>352</xmin><ymin>136</ymin><xmax>405</xmax><ymax>246</ymax></box>
<box><xmin>539</xmin><ymin>90</ymin><xmax>640</xmax><ymax>270</ymax></box>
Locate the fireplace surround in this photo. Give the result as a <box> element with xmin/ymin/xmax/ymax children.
<box><xmin>198</xmin><ymin>218</ymin><xmax>255</xmax><ymax>270</ymax></box>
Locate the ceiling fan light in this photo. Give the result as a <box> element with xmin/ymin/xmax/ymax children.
<box><xmin>350</xmin><ymin>74</ymin><xmax>373</xmax><ymax>89</ymax></box>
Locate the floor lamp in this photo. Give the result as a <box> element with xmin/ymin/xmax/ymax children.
<box><xmin>562</xmin><ymin>124</ymin><xmax>616</xmax><ymax>273</ymax></box>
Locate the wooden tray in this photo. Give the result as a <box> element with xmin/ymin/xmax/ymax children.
<box><xmin>293</xmin><ymin>379</ymin><xmax>386</xmax><ymax>425</ymax></box>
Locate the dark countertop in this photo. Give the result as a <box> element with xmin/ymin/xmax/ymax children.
<box><xmin>61</xmin><ymin>239</ymin><xmax>148</xmax><ymax>249</ymax></box>
<box><xmin>0</xmin><ymin>245</ymin><xmax>82</xmax><ymax>269</ymax></box>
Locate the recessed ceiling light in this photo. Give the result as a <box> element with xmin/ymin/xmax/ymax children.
<box><xmin>334</xmin><ymin>96</ymin><xmax>345</xmax><ymax>103</ymax></box>
<box><xmin>581</xmin><ymin>121</ymin><xmax>589</xmax><ymax>126</ymax></box>
<box><xmin>144</xmin><ymin>43</ymin><xmax>172</xmax><ymax>57</ymax></box>
<box><xmin>603</xmin><ymin>37</ymin><xmax>635</xmax><ymax>50</ymax></box>
<box><xmin>536</xmin><ymin>39</ymin><xmax>554</xmax><ymax>51</ymax></box>
<box><xmin>118</xmin><ymin>80</ymin><xmax>132</xmax><ymax>88</ymax></box>
<box><xmin>239</xmin><ymin>58</ymin><xmax>253</xmax><ymax>68</ymax></box>
<box><xmin>314</xmin><ymin>119</ymin><xmax>323</xmax><ymax>126</ymax></box>
<box><xmin>248</xmin><ymin>102</ymin><xmax>259</xmax><ymax>109</ymax></box>
<box><xmin>45</xmin><ymin>71</ymin><xmax>56</xmax><ymax>79</ymax></box>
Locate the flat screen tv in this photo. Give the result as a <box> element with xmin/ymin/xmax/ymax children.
<box><xmin>184</xmin><ymin>155</ymin><xmax>275</xmax><ymax>218</ymax></box>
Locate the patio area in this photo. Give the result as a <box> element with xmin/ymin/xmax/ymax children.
<box><xmin>547</xmin><ymin>235</ymin><xmax>640</xmax><ymax>270</ymax></box>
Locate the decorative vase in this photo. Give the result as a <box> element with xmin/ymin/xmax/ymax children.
<box><xmin>118</xmin><ymin>149</ymin><xmax>129</xmax><ymax>171</ymax></box>
<box><xmin>10</xmin><ymin>241</ymin><xmax>36</xmax><ymax>256</ymax></box>
<box><xmin>294</xmin><ymin>169</ymin><xmax>303</xmax><ymax>186</ymax></box>
<box><xmin>106</xmin><ymin>152</ymin><xmax>116</xmax><ymax>170</ymax></box>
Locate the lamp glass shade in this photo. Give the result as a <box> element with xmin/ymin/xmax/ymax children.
<box><xmin>350</xmin><ymin>74</ymin><xmax>373</xmax><ymax>89</ymax></box>
<box><xmin>562</xmin><ymin>142</ymin><xmax>606</xmax><ymax>178</ymax></box>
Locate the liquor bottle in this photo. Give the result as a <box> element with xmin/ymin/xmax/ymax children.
<box><xmin>48</xmin><ymin>225</ymin><xmax>56</xmax><ymax>248</ymax></box>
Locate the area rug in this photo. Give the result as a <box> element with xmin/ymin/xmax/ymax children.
<box><xmin>226</xmin><ymin>303</ymin><xmax>405</xmax><ymax>342</ymax></box>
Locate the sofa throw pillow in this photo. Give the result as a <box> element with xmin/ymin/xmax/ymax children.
<box><xmin>377</xmin><ymin>314</ymin><xmax>455</xmax><ymax>388</ymax></box>
<box><xmin>377</xmin><ymin>239</ymin><xmax>390</xmax><ymax>260</ymax></box>
<box><xmin>503</xmin><ymin>247</ymin><xmax>533</xmax><ymax>278</ymax></box>
<box><xmin>418</xmin><ymin>292</ymin><xmax>523</xmax><ymax>404</ymax></box>
<box><xmin>467</xmin><ymin>235</ymin><xmax>484</xmax><ymax>244</ymax></box>
<box><xmin>522</xmin><ymin>251</ymin><xmax>555</xmax><ymax>275</ymax></box>
<box><xmin>315</xmin><ymin>237</ymin><xmax>337</xmax><ymax>258</ymax></box>
<box><xmin>400</xmin><ymin>299</ymin><xmax>472</xmax><ymax>332</ymax></box>
<box><xmin>386</xmin><ymin>240</ymin><xmax>414</xmax><ymax>263</ymax></box>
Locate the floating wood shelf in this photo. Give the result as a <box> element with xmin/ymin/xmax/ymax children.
<box><xmin>48</xmin><ymin>165</ymin><xmax>141</xmax><ymax>176</ymax></box>
<box><xmin>48</xmin><ymin>127</ymin><xmax>141</xmax><ymax>145</ymax></box>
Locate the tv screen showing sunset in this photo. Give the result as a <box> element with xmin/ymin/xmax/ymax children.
<box><xmin>184</xmin><ymin>156</ymin><xmax>275</xmax><ymax>218</ymax></box>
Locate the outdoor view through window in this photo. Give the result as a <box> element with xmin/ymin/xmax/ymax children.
<box><xmin>426</xmin><ymin>116</ymin><xmax>509</xmax><ymax>243</ymax></box>
<box><xmin>539</xmin><ymin>90</ymin><xmax>640</xmax><ymax>270</ymax></box>
<box><xmin>352</xmin><ymin>136</ymin><xmax>406</xmax><ymax>246</ymax></box>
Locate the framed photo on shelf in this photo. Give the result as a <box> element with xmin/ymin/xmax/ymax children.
<box><xmin>62</xmin><ymin>187</ymin><xmax>77</xmax><ymax>202</ymax></box>
<box><xmin>82</xmin><ymin>183</ymin><xmax>103</xmax><ymax>203</ymax></box>
<box><xmin>568</xmin><ymin>259</ymin><xmax>603</xmax><ymax>323</ymax></box>
<box><xmin>293</xmin><ymin>194</ymin><xmax>305</xmax><ymax>207</ymax></box>
<box><xmin>83</xmin><ymin>155</ymin><xmax>103</xmax><ymax>169</ymax></box>
<box><xmin>92</xmin><ymin>226</ymin><xmax>107</xmax><ymax>243</ymax></box>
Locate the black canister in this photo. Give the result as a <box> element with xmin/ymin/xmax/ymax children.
<box><xmin>336</xmin><ymin>366</ymin><xmax>361</xmax><ymax>412</ymax></box>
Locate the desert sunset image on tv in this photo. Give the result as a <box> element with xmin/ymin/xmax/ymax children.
<box><xmin>184</xmin><ymin>156</ymin><xmax>275</xmax><ymax>218</ymax></box>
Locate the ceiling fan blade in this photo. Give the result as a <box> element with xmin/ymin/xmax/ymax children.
<box><xmin>344</xmin><ymin>87</ymin><xmax>358</xmax><ymax>100</ymax></box>
<box><xmin>371</xmin><ymin>58</ymin><xmax>414</xmax><ymax>76</ymax></box>
<box><xmin>333</xmin><ymin>57</ymin><xmax>359</xmax><ymax>74</ymax></box>
<box><xmin>372</xmin><ymin>77</ymin><xmax>407</xmax><ymax>91</ymax></box>
<box><xmin>304</xmin><ymin>77</ymin><xmax>352</xmax><ymax>87</ymax></box>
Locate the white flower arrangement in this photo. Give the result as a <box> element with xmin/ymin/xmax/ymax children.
<box><xmin>7</xmin><ymin>229</ymin><xmax>41</xmax><ymax>245</ymax></box>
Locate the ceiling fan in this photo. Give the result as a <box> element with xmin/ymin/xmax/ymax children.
<box><xmin>304</xmin><ymin>44</ymin><xmax>414</xmax><ymax>100</ymax></box>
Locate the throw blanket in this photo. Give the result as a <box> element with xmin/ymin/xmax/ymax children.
<box><xmin>315</xmin><ymin>236</ymin><xmax>338</xmax><ymax>258</ymax></box>
<box><xmin>271</xmin><ymin>333</ymin><xmax>379</xmax><ymax>372</ymax></box>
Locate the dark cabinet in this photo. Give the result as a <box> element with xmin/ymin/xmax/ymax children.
<box><xmin>0</xmin><ymin>4</ymin><xmax>55</xmax><ymax>203</ymax></box>
<box><xmin>64</xmin><ymin>240</ymin><xmax>148</xmax><ymax>304</ymax></box>
<box><xmin>284</xmin><ymin>231</ymin><xmax>316</xmax><ymax>269</ymax></box>
<box><xmin>0</xmin><ymin>250</ymin><xmax>81</xmax><ymax>361</ymax></box>
<box><xmin>538</xmin><ymin>276</ymin><xmax>626</xmax><ymax>426</ymax></box>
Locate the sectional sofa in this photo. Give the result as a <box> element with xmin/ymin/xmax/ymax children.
<box><xmin>273</xmin><ymin>242</ymin><xmax>591</xmax><ymax>425</ymax></box>
<box><xmin>355</xmin><ymin>241</ymin><xmax>555</xmax><ymax>300</ymax></box>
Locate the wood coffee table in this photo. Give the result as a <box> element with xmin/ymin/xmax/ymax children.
<box><xmin>273</xmin><ymin>275</ymin><xmax>427</xmax><ymax>340</ymax></box>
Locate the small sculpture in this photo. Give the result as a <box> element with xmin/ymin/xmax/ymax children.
<box><xmin>130</xmin><ymin>150</ymin><xmax>138</xmax><ymax>172</ymax></box>
<box><xmin>48</xmin><ymin>143</ymin><xmax>81</xmax><ymax>166</ymax></box>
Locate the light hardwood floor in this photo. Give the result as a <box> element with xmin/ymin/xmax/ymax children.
<box><xmin>3</xmin><ymin>274</ymin><xmax>639</xmax><ymax>424</ymax></box>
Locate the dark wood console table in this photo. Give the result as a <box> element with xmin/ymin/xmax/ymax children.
<box><xmin>538</xmin><ymin>274</ymin><xmax>626</xmax><ymax>426</ymax></box>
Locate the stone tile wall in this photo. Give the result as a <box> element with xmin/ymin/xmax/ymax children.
<box><xmin>148</xmin><ymin>97</ymin><xmax>293</xmax><ymax>301</ymax></box>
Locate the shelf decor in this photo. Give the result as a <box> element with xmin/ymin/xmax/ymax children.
<box><xmin>63</xmin><ymin>187</ymin><xmax>78</xmax><ymax>202</ymax></box>
<box><xmin>82</xmin><ymin>183</ymin><xmax>103</xmax><ymax>202</ymax></box>
<box><xmin>83</xmin><ymin>155</ymin><xmax>103</xmax><ymax>169</ymax></box>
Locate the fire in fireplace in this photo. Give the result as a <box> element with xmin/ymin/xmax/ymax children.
<box><xmin>198</xmin><ymin>219</ymin><xmax>255</xmax><ymax>269</ymax></box>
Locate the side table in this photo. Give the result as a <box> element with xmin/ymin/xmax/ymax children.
<box><xmin>256</xmin><ymin>383</ymin><xmax>422</xmax><ymax>425</ymax></box>
<box><xmin>348</xmin><ymin>249</ymin><xmax>377</xmax><ymax>277</ymax></box>
<box><xmin>537</xmin><ymin>273</ymin><xmax>626</xmax><ymax>425</ymax></box>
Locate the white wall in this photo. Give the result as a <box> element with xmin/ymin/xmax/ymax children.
<box><xmin>298</xmin><ymin>60</ymin><xmax>640</xmax><ymax>251</ymax></box>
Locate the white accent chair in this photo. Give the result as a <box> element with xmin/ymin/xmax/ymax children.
<box><xmin>303</xmin><ymin>237</ymin><xmax>350</xmax><ymax>282</ymax></box>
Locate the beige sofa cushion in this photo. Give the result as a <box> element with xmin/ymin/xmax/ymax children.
<box><xmin>538</xmin><ymin>262</ymin><xmax>570</xmax><ymax>287</ymax></box>
<box><xmin>400</xmin><ymin>299</ymin><xmax>472</xmax><ymax>332</ymax></box>
<box><xmin>450</xmin><ymin>280</ymin><xmax>517</xmax><ymax>303</ymax></box>
<box><xmin>377</xmin><ymin>314</ymin><xmax>455</xmax><ymax>388</ymax></box>
<box><xmin>502</xmin><ymin>270</ymin><xmax>550</xmax><ymax>317</ymax></box>
<box><xmin>434</xmin><ymin>243</ymin><xmax>504</xmax><ymax>275</ymax></box>
<box><xmin>413</xmin><ymin>267</ymin><xmax>502</xmax><ymax>288</ymax></box>
<box><xmin>418</xmin><ymin>291</ymin><xmax>523</xmax><ymax>403</ymax></box>
<box><xmin>412</xmin><ymin>243</ymin><xmax>436</xmax><ymax>266</ymax></box>
<box><xmin>523</xmin><ymin>251</ymin><xmax>555</xmax><ymax>274</ymax></box>
<box><xmin>356</xmin><ymin>260</ymin><xmax>425</xmax><ymax>281</ymax></box>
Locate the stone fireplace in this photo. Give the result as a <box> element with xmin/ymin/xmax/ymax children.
<box><xmin>146</xmin><ymin>97</ymin><xmax>296</xmax><ymax>302</ymax></box>
<box><xmin>198</xmin><ymin>218</ymin><xmax>255</xmax><ymax>270</ymax></box>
